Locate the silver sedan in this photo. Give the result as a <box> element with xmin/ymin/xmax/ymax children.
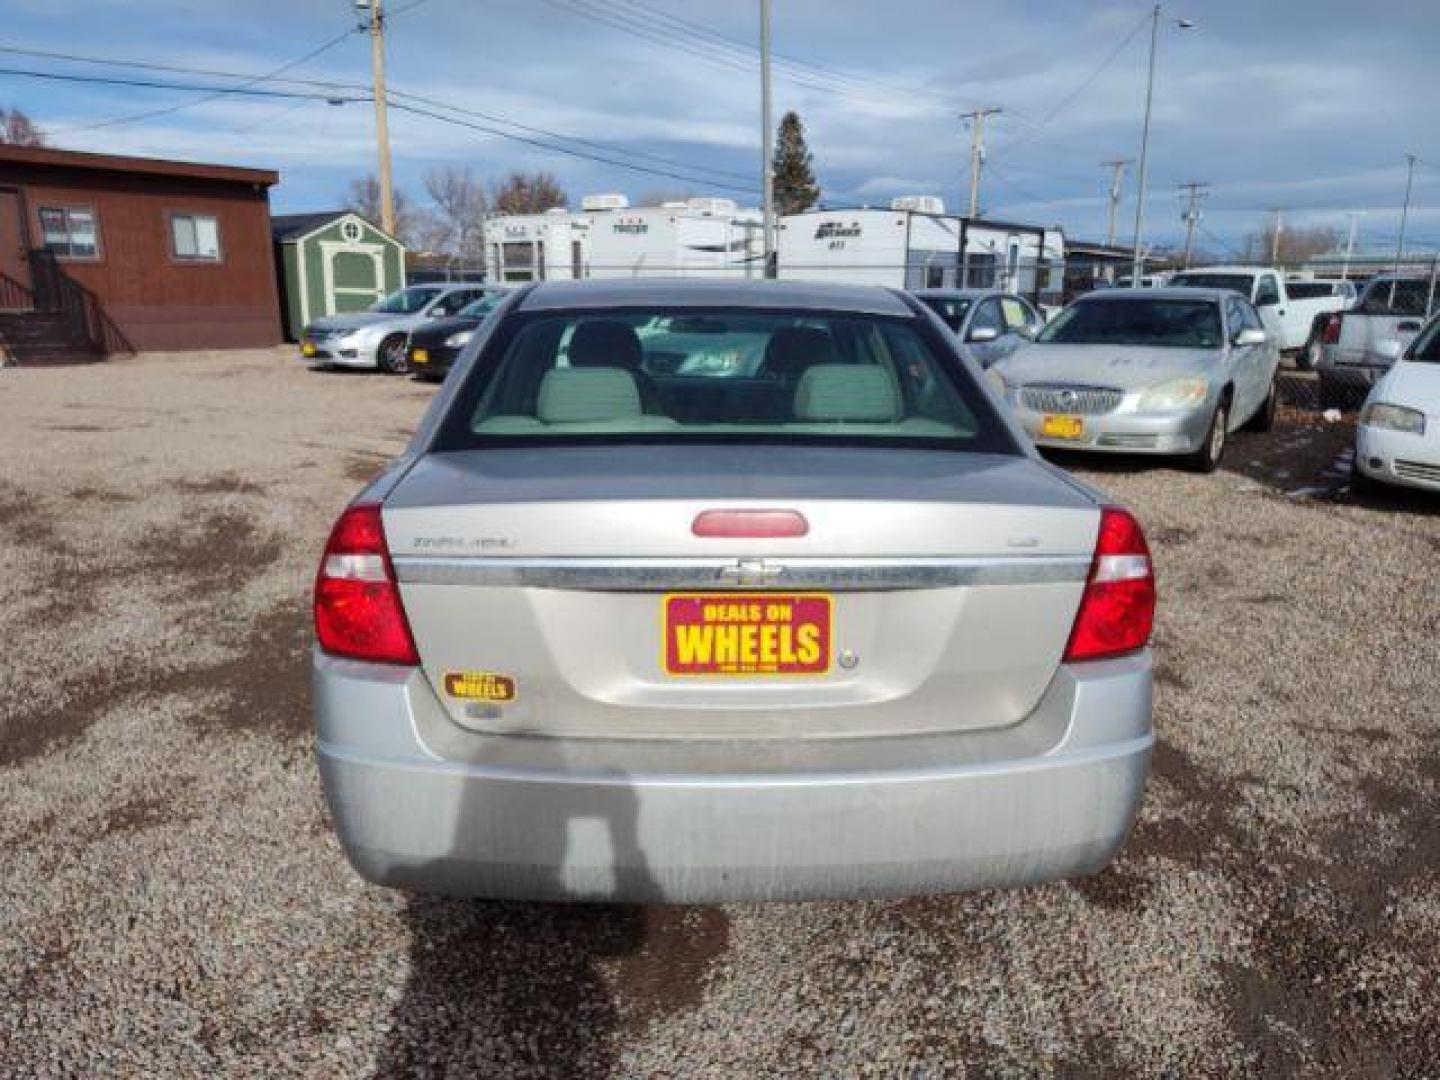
<box><xmin>312</xmin><ymin>279</ymin><xmax>1155</xmax><ymax>903</ymax></box>
<box><xmin>911</xmin><ymin>288</ymin><xmax>1044</xmax><ymax>369</ymax></box>
<box><xmin>993</xmin><ymin>288</ymin><xmax>1280</xmax><ymax>472</ymax></box>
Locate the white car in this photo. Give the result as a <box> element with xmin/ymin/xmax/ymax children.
<box><xmin>1353</xmin><ymin>314</ymin><xmax>1440</xmax><ymax>493</ymax></box>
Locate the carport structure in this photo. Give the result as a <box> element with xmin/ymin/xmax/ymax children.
<box><xmin>272</xmin><ymin>210</ymin><xmax>405</xmax><ymax>341</ymax></box>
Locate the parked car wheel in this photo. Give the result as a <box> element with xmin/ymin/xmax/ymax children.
<box><xmin>1183</xmin><ymin>396</ymin><xmax>1229</xmax><ymax>473</ymax></box>
<box><xmin>1244</xmin><ymin>377</ymin><xmax>1278</xmax><ymax>432</ymax></box>
<box><xmin>378</xmin><ymin>335</ymin><xmax>410</xmax><ymax>375</ymax></box>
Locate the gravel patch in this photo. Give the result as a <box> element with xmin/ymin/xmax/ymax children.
<box><xmin>1</xmin><ymin>349</ymin><xmax>1436</xmax><ymax>1077</ymax></box>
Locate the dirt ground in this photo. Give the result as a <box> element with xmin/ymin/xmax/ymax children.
<box><xmin>1</xmin><ymin>349</ymin><xmax>1437</xmax><ymax>1077</ymax></box>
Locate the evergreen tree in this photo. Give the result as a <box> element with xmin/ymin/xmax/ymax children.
<box><xmin>771</xmin><ymin>111</ymin><xmax>820</xmax><ymax>215</ymax></box>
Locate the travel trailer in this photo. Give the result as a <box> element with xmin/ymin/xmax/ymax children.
<box><xmin>483</xmin><ymin>208</ymin><xmax>591</xmax><ymax>283</ymax></box>
<box><xmin>776</xmin><ymin>197</ymin><xmax>1062</xmax><ymax>305</ymax></box>
<box><xmin>586</xmin><ymin>195</ymin><xmax>766</xmax><ymax>279</ymax></box>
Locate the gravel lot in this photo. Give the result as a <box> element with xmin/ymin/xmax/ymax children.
<box><xmin>2</xmin><ymin>350</ymin><xmax>1437</xmax><ymax>1078</ymax></box>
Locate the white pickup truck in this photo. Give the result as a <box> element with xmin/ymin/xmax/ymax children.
<box><xmin>1168</xmin><ymin>266</ymin><xmax>1350</xmax><ymax>354</ymax></box>
<box><xmin>1315</xmin><ymin>274</ymin><xmax>1436</xmax><ymax>408</ymax></box>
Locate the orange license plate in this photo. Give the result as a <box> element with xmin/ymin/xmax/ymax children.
<box><xmin>1041</xmin><ymin>413</ymin><xmax>1084</xmax><ymax>439</ymax></box>
<box><xmin>301</xmin><ymin>341</ymin><xmax>317</xmax><ymax>357</ymax></box>
<box><xmin>663</xmin><ymin>593</ymin><xmax>832</xmax><ymax>676</ymax></box>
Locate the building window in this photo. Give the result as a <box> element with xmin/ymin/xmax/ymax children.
<box><xmin>340</xmin><ymin>219</ymin><xmax>363</xmax><ymax>243</ymax></box>
<box><xmin>170</xmin><ymin>212</ymin><xmax>222</xmax><ymax>261</ymax></box>
<box><xmin>38</xmin><ymin>206</ymin><xmax>99</xmax><ymax>259</ymax></box>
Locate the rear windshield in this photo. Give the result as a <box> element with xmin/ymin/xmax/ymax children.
<box><xmin>434</xmin><ymin>308</ymin><xmax>1017</xmax><ymax>453</ymax></box>
<box><xmin>1360</xmin><ymin>278</ymin><xmax>1435</xmax><ymax>317</ymax></box>
<box><xmin>1038</xmin><ymin>299</ymin><xmax>1222</xmax><ymax>349</ymax></box>
<box><xmin>917</xmin><ymin>296</ymin><xmax>972</xmax><ymax>332</ymax></box>
<box><xmin>1169</xmin><ymin>273</ymin><xmax>1254</xmax><ymax>297</ymax></box>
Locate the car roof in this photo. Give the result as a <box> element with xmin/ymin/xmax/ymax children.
<box><xmin>1080</xmin><ymin>287</ymin><xmax>1231</xmax><ymax>302</ymax></box>
<box><xmin>516</xmin><ymin>278</ymin><xmax>915</xmax><ymax>316</ymax></box>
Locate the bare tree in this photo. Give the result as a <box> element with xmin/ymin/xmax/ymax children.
<box><xmin>490</xmin><ymin>171</ymin><xmax>567</xmax><ymax>215</ymax></box>
<box><xmin>423</xmin><ymin>166</ymin><xmax>488</xmax><ymax>261</ymax></box>
<box><xmin>1241</xmin><ymin>223</ymin><xmax>1341</xmax><ymax>267</ymax></box>
<box><xmin>345</xmin><ymin>175</ymin><xmax>420</xmax><ymax>246</ymax></box>
<box><xmin>0</xmin><ymin>106</ymin><xmax>46</xmax><ymax>146</ymax></box>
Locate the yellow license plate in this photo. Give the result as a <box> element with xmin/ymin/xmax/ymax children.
<box><xmin>411</xmin><ymin>348</ymin><xmax>429</xmax><ymax>364</ymax></box>
<box><xmin>1041</xmin><ymin>414</ymin><xmax>1085</xmax><ymax>439</ymax></box>
<box><xmin>663</xmin><ymin>593</ymin><xmax>832</xmax><ymax>676</ymax></box>
<box><xmin>301</xmin><ymin>341</ymin><xmax>316</xmax><ymax>357</ymax></box>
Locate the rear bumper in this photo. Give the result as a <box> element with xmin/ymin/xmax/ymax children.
<box><xmin>314</xmin><ymin>651</ymin><xmax>1153</xmax><ymax>903</ymax></box>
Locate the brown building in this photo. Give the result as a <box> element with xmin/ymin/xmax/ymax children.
<box><xmin>0</xmin><ymin>145</ymin><xmax>282</xmax><ymax>361</ymax></box>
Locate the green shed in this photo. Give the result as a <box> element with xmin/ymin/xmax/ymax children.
<box><xmin>271</xmin><ymin>211</ymin><xmax>406</xmax><ymax>340</ymax></box>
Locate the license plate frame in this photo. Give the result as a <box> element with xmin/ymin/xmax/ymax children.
<box><xmin>662</xmin><ymin>592</ymin><xmax>833</xmax><ymax>677</ymax></box>
<box><xmin>1041</xmin><ymin>413</ymin><xmax>1085</xmax><ymax>440</ymax></box>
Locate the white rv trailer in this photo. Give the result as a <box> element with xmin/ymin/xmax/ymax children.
<box><xmin>586</xmin><ymin>196</ymin><xmax>765</xmax><ymax>279</ymax></box>
<box><xmin>776</xmin><ymin>197</ymin><xmax>1061</xmax><ymax>303</ymax></box>
<box><xmin>483</xmin><ymin>208</ymin><xmax>591</xmax><ymax>283</ymax></box>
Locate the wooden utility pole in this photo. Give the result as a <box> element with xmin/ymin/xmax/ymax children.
<box><xmin>1178</xmin><ymin>181</ymin><xmax>1209</xmax><ymax>269</ymax></box>
<box><xmin>1102</xmin><ymin>159</ymin><xmax>1131</xmax><ymax>247</ymax></box>
<box><xmin>366</xmin><ymin>0</ymin><xmax>396</xmax><ymax>236</ymax></box>
<box><xmin>963</xmin><ymin>108</ymin><xmax>1002</xmax><ymax>219</ymax></box>
<box><xmin>1269</xmin><ymin>209</ymin><xmax>1284</xmax><ymax>265</ymax></box>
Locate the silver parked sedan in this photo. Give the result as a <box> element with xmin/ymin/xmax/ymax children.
<box><xmin>994</xmin><ymin>288</ymin><xmax>1280</xmax><ymax>472</ymax></box>
<box><xmin>313</xmin><ymin>279</ymin><xmax>1155</xmax><ymax>903</ymax></box>
<box><xmin>911</xmin><ymin>288</ymin><xmax>1044</xmax><ymax>369</ymax></box>
<box><xmin>300</xmin><ymin>284</ymin><xmax>500</xmax><ymax>374</ymax></box>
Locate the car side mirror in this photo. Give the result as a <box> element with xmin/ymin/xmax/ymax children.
<box><xmin>968</xmin><ymin>326</ymin><xmax>1001</xmax><ymax>344</ymax></box>
<box><xmin>1232</xmin><ymin>327</ymin><xmax>1268</xmax><ymax>347</ymax></box>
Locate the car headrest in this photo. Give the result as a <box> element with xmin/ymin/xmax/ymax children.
<box><xmin>793</xmin><ymin>364</ymin><xmax>901</xmax><ymax>423</ymax></box>
<box><xmin>537</xmin><ymin>367</ymin><xmax>641</xmax><ymax>423</ymax></box>
<box><xmin>568</xmin><ymin>320</ymin><xmax>643</xmax><ymax>371</ymax></box>
<box><xmin>763</xmin><ymin>326</ymin><xmax>839</xmax><ymax>379</ymax></box>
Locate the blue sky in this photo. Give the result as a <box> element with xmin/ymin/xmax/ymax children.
<box><xmin>4</xmin><ymin>0</ymin><xmax>1438</xmax><ymax>254</ymax></box>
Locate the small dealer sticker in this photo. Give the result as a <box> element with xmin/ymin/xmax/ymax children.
<box><xmin>443</xmin><ymin>671</ymin><xmax>517</xmax><ymax>702</ymax></box>
<box><xmin>663</xmin><ymin>593</ymin><xmax>832</xmax><ymax>677</ymax></box>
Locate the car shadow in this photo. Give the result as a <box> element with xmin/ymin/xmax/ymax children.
<box><xmin>371</xmin><ymin>742</ymin><xmax>662</xmax><ymax>1077</ymax></box>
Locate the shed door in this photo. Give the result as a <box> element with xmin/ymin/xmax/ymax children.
<box><xmin>324</xmin><ymin>243</ymin><xmax>386</xmax><ymax>314</ymax></box>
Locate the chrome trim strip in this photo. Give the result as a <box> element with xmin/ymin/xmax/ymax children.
<box><xmin>391</xmin><ymin>555</ymin><xmax>1091</xmax><ymax>591</ymax></box>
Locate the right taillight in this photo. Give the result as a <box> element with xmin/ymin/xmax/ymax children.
<box><xmin>314</xmin><ymin>502</ymin><xmax>419</xmax><ymax>666</ymax></box>
<box><xmin>1064</xmin><ymin>506</ymin><xmax>1155</xmax><ymax>662</ymax></box>
<box><xmin>1322</xmin><ymin>313</ymin><xmax>1343</xmax><ymax>345</ymax></box>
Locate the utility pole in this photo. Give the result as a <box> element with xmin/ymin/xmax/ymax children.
<box><xmin>1341</xmin><ymin>211</ymin><xmax>1362</xmax><ymax>280</ymax></box>
<box><xmin>1178</xmin><ymin>181</ymin><xmax>1209</xmax><ymax>269</ymax></box>
<box><xmin>1130</xmin><ymin>4</ymin><xmax>1162</xmax><ymax>282</ymax></box>
<box><xmin>759</xmin><ymin>0</ymin><xmax>775</xmax><ymax>277</ymax></box>
<box><xmin>1394</xmin><ymin>153</ymin><xmax>1418</xmax><ymax>280</ymax></box>
<box><xmin>1269</xmin><ymin>209</ymin><xmax>1284</xmax><ymax>266</ymax></box>
<box><xmin>1102</xmin><ymin>159</ymin><xmax>1131</xmax><ymax>247</ymax></box>
<box><xmin>364</xmin><ymin>0</ymin><xmax>396</xmax><ymax>236</ymax></box>
<box><xmin>962</xmin><ymin>107</ymin><xmax>1002</xmax><ymax>219</ymax></box>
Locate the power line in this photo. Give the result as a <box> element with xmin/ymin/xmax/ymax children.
<box><xmin>0</xmin><ymin>65</ymin><xmax>369</xmax><ymax>104</ymax></box>
<box><xmin>52</xmin><ymin>30</ymin><xmax>358</xmax><ymax>133</ymax></box>
<box><xmin>0</xmin><ymin>45</ymin><xmax>757</xmax><ymax>188</ymax></box>
<box><xmin>991</xmin><ymin>10</ymin><xmax>1151</xmax><ymax>155</ymax></box>
<box><xmin>385</xmin><ymin>98</ymin><xmax>760</xmax><ymax>194</ymax></box>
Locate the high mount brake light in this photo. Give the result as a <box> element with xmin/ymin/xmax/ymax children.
<box><xmin>1064</xmin><ymin>506</ymin><xmax>1156</xmax><ymax>662</ymax></box>
<box><xmin>692</xmin><ymin>509</ymin><xmax>809</xmax><ymax>538</ymax></box>
<box><xmin>314</xmin><ymin>502</ymin><xmax>419</xmax><ymax>666</ymax></box>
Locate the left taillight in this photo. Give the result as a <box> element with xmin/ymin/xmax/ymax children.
<box><xmin>314</xmin><ymin>502</ymin><xmax>419</xmax><ymax>665</ymax></box>
<box><xmin>1063</xmin><ymin>506</ymin><xmax>1156</xmax><ymax>663</ymax></box>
